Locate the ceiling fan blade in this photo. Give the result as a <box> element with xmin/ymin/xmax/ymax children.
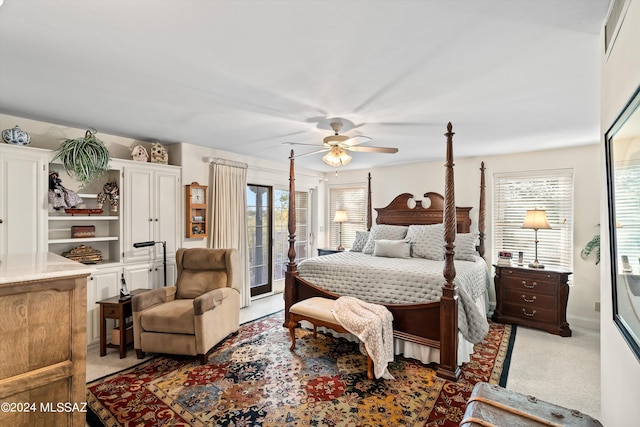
<box><xmin>343</xmin><ymin>135</ymin><xmax>372</xmax><ymax>146</ymax></box>
<box><xmin>293</xmin><ymin>148</ymin><xmax>330</xmax><ymax>158</ymax></box>
<box><xmin>282</xmin><ymin>142</ymin><xmax>324</xmax><ymax>147</ymax></box>
<box><xmin>347</xmin><ymin>146</ymin><xmax>398</xmax><ymax>154</ymax></box>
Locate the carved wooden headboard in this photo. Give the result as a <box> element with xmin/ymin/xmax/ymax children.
<box><xmin>374</xmin><ymin>192</ymin><xmax>472</xmax><ymax>233</ymax></box>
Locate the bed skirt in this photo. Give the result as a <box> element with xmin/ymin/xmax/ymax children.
<box><xmin>300</xmin><ymin>293</ymin><xmax>488</xmax><ymax>366</ymax></box>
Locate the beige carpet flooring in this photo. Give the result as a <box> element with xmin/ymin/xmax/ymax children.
<box><xmin>86</xmin><ymin>293</ymin><xmax>601</xmax><ymax>422</ymax></box>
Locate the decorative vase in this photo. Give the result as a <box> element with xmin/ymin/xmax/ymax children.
<box><xmin>2</xmin><ymin>125</ymin><xmax>31</xmax><ymax>145</ymax></box>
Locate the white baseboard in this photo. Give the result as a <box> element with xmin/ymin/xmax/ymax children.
<box><xmin>567</xmin><ymin>314</ymin><xmax>600</xmax><ymax>331</ymax></box>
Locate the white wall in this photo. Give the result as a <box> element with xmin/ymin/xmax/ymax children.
<box><xmin>600</xmin><ymin>1</ymin><xmax>640</xmax><ymax>425</ymax></box>
<box><xmin>329</xmin><ymin>143</ymin><xmax>601</xmax><ymax>330</ymax></box>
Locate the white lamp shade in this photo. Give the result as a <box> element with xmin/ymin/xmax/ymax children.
<box><xmin>522</xmin><ymin>209</ymin><xmax>551</xmax><ymax>230</ymax></box>
<box><xmin>333</xmin><ymin>210</ymin><xmax>348</xmax><ymax>223</ymax></box>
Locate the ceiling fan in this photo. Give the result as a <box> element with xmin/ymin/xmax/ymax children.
<box><xmin>286</xmin><ymin>120</ymin><xmax>399</xmax><ymax>168</ymax></box>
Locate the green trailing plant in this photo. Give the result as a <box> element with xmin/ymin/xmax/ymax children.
<box><xmin>581</xmin><ymin>234</ymin><xmax>600</xmax><ymax>265</ymax></box>
<box><xmin>53</xmin><ymin>129</ymin><xmax>111</xmax><ymax>187</ymax></box>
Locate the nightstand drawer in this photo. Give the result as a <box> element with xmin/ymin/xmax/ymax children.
<box><xmin>503</xmin><ymin>275</ymin><xmax>557</xmax><ymax>295</ymax></box>
<box><xmin>502</xmin><ymin>302</ymin><xmax>558</xmax><ymax>324</ymax></box>
<box><xmin>504</xmin><ymin>289</ymin><xmax>557</xmax><ymax>309</ymax></box>
<box><xmin>103</xmin><ymin>306</ymin><xmax>120</xmax><ymax>318</ymax></box>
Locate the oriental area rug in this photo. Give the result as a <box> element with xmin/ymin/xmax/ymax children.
<box><xmin>87</xmin><ymin>311</ymin><xmax>515</xmax><ymax>427</ymax></box>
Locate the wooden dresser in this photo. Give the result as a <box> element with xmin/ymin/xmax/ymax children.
<box><xmin>0</xmin><ymin>253</ymin><xmax>93</xmax><ymax>427</ymax></box>
<box><xmin>492</xmin><ymin>264</ymin><xmax>572</xmax><ymax>337</ymax></box>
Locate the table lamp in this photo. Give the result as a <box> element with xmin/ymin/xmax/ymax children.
<box><xmin>333</xmin><ymin>210</ymin><xmax>348</xmax><ymax>250</ymax></box>
<box><xmin>522</xmin><ymin>209</ymin><xmax>551</xmax><ymax>269</ymax></box>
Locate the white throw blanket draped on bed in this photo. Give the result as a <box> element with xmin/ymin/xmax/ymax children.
<box><xmin>332</xmin><ymin>296</ymin><xmax>395</xmax><ymax>380</ymax></box>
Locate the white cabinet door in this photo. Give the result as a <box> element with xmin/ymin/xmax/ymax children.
<box><xmin>0</xmin><ymin>145</ymin><xmax>49</xmax><ymax>255</ymax></box>
<box><xmin>124</xmin><ymin>167</ymin><xmax>154</xmax><ymax>263</ymax></box>
<box><xmin>87</xmin><ymin>267</ymin><xmax>120</xmax><ymax>345</ymax></box>
<box><xmin>124</xmin><ymin>263</ymin><xmax>153</xmax><ymax>291</ymax></box>
<box><xmin>152</xmin><ymin>259</ymin><xmax>177</xmax><ymax>288</ymax></box>
<box><xmin>155</xmin><ymin>170</ymin><xmax>180</xmax><ymax>259</ymax></box>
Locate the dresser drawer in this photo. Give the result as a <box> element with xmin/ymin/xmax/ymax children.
<box><xmin>504</xmin><ymin>289</ymin><xmax>557</xmax><ymax>309</ymax></box>
<box><xmin>502</xmin><ymin>302</ymin><xmax>558</xmax><ymax>324</ymax></box>
<box><xmin>502</xmin><ymin>274</ymin><xmax>557</xmax><ymax>295</ymax></box>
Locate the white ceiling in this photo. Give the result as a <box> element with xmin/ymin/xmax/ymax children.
<box><xmin>0</xmin><ymin>0</ymin><xmax>611</xmax><ymax>172</ymax></box>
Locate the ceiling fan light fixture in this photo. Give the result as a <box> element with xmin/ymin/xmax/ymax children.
<box><xmin>322</xmin><ymin>147</ymin><xmax>352</xmax><ymax>167</ymax></box>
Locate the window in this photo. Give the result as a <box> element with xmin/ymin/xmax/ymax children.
<box><xmin>329</xmin><ymin>186</ymin><xmax>367</xmax><ymax>250</ymax></box>
<box><xmin>493</xmin><ymin>169</ymin><xmax>574</xmax><ymax>272</ymax></box>
<box><xmin>273</xmin><ymin>189</ymin><xmax>309</xmax><ymax>281</ymax></box>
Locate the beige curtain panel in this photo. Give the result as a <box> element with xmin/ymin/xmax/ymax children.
<box><xmin>209</xmin><ymin>158</ymin><xmax>250</xmax><ymax>308</ymax></box>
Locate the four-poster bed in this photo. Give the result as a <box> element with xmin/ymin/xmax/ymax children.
<box><xmin>284</xmin><ymin>123</ymin><xmax>487</xmax><ymax>381</ymax></box>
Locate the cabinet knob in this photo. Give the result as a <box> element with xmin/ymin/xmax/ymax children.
<box><xmin>0</xmin><ymin>219</ymin><xmax>3</xmax><ymax>224</ymax></box>
<box><xmin>149</xmin><ymin>218</ymin><xmax>153</xmax><ymax>222</ymax></box>
<box><xmin>155</xmin><ymin>218</ymin><xmax>159</xmax><ymax>222</ymax></box>
<box><xmin>90</xmin><ymin>276</ymin><xmax>94</xmax><ymax>280</ymax></box>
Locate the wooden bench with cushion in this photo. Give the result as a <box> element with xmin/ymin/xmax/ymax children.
<box><xmin>288</xmin><ymin>297</ymin><xmax>374</xmax><ymax>380</ymax></box>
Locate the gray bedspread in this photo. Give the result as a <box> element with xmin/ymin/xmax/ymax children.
<box><xmin>297</xmin><ymin>251</ymin><xmax>490</xmax><ymax>343</ymax></box>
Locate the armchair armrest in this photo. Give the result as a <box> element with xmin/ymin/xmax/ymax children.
<box><xmin>194</xmin><ymin>287</ymin><xmax>239</xmax><ymax>316</ymax></box>
<box><xmin>132</xmin><ymin>286</ymin><xmax>177</xmax><ymax>312</ymax></box>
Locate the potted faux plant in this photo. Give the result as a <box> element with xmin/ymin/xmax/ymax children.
<box><xmin>53</xmin><ymin>129</ymin><xmax>111</xmax><ymax>187</ymax></box>
<box><xmin>581</xmin><ymin>234</ymin><xmax>600</xmax><ymax>265</ymax></box>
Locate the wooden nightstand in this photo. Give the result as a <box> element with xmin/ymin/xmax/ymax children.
<box><xmin>317</xmin><ymin>248</ymin><xmax>344</xmax><ymax>256</ymax></box>
<box><xmin>492</xmin><ymin>265</ymin><xmax>572</xmax><ymax>337</ymax></box>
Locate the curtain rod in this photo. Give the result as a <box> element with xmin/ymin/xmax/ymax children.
<box><xmin>204</xmin><ymin>157</ymin><xmax>248</xmax><ymax>169</ymax></box>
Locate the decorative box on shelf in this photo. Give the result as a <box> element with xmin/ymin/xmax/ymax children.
<box><xmin>71</xmin><ymin>225</ymin><xmax>95</xmax><ymax>238</ymax></box>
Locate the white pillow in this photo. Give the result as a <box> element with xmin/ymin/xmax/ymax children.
<box><xmin>454</xmin><ymin>232</ymin><xmax>479</xmax><ymax>261</ymax></box>
<box><xmin>362</xmin><ymin>224</ymin><xmax>409</xmax><ymax>254</ymax></box>
<box><xmin>350</xmin><ymin>230</ymin><xmax>370</xmax><ymax>252</ymax></box>
<box><xmin>373</xmin><ymin>239</ymin><xmax>411</xmax><ymax>258</ymax></box>
<box><xmin>406</xmin><ymin>224</ymin><xmax>445</xmax><ymax>260</ymax></box>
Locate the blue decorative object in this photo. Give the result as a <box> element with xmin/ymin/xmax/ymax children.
<box><xmin>2</xmin><ymin>125</ymin><xmax>31</xmax><ymax>145</ymax></box>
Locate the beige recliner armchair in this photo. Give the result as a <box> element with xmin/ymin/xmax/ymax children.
<box><xmin>132</xmin><ymin>248</ymin><xmax>241</xmax><ymax>364</ymax></box>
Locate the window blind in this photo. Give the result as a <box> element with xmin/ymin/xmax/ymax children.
<box><xmin>329</xmin><ymin>186</ymin><xmax>367</xmax><ymax>249</ymax></box>
<box><xmin>613</xmin><ymin>161</ymin><xmax>640</xmax><ymax>271</ymax></box>
<box><xmin>493</xmin><ymin>169</ymin><xmax>574</xmax><ymax>272</ymax></box>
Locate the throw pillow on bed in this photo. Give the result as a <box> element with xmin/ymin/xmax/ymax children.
<box><xmin>373</xmin><ymin>239</ymin><xmax>411</xmax><ymax>258</ymax></box>
<box><xmin>406</xmin><ymin>223</ymin><xmax>445</xmax><ymax>260</ymax></box>
<box><xmin>454</xmin><ymin>232</ymin><xmax>479</xmax><ymax>261</ymax></box>
<box><xmin>362</xmin><ymin>224</ymin><xmax>409</xmax><ymax>254</ymax></box>
<box><xmin>350</xmin><ymin>230</ymin><xmax>370</xmax><ymax>252</ymax></box>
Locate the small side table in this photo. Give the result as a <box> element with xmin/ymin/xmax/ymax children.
<box><xmin>317</xmin><ymin>248</ymin><xmax>344</xmax><ymax>256</ymax></box>
<box><xmin>97</xmin><ymin>289</ymin><xmax>149</xmax><ymax>358</ymax></box>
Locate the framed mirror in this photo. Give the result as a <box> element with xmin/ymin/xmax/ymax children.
<box><xmin>605</xmin><ymin>85</ymin><xmax>640</xmax><ymax>361</ymax></box>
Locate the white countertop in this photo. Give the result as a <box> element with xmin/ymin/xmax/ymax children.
<box><xmin>0</xmin><ymin>252</ymin><xmax>95</xmax><ymax>285</ymax></box>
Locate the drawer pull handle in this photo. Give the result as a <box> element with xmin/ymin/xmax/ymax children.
<box><xmin>522</xmin><ymin>281</ymin><xmax>537</xmax><ymax>288</ymax></box>
<box><xmin>522</xmin><ymin>308</ymin><xmax>536</xmax><ymax>317</ymax></box>
<box><xmin>522</xmin><ymin>295</ymin><xmax>536</xmax><ymax>303</ymax></box>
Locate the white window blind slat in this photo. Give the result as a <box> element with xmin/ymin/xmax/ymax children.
<box><xmin>613</xmin><ymin>162</ymin><xmax>640</xmax><ymax>271</ymax></box>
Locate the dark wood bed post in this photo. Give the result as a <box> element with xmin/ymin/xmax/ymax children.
<box><xmin>283</xmin><ymin>150</ymin><xmax>297</xmax><ymax>327</ymax></box>
<box><xmin>478</xmin><ymin>161</ymin><xmax>486</xmax><ymax>258</ymax></box>
<box><xmin>366</xmin><ymin>172</ymin><xmax>372</xmax><ymax>231</ymax></box>
<box><xmin>437</xmin><ymin>122</ymin><xmax>461</xmax><ymax>381</ymax></box>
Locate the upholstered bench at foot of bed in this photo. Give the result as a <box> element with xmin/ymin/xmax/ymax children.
<box><xmin>288</xmin><ymin>297</ymin><xmax>373</xmax><ymax>380</ymax></box>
